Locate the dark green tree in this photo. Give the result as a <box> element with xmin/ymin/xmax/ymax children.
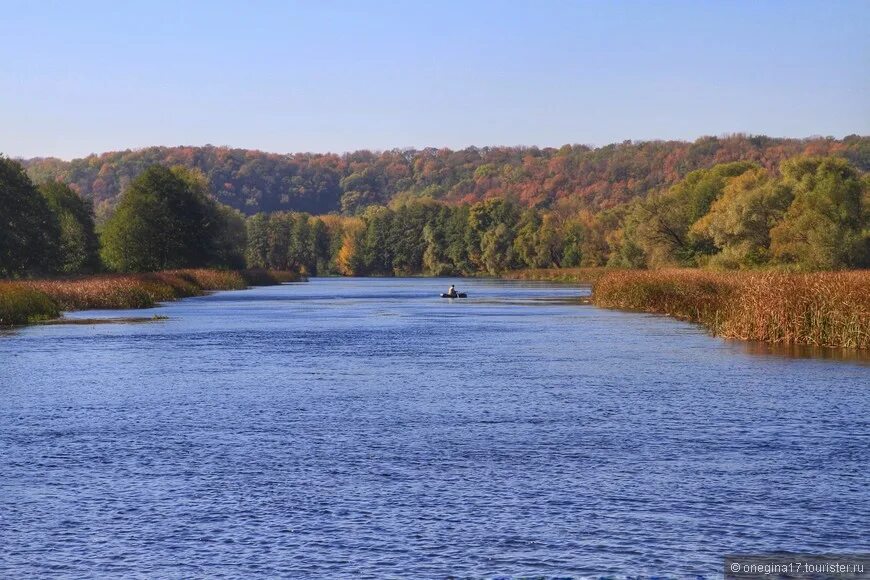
<box><xmin>444</xmin><ymin>205</ymin><xmax>471</xmax><ymax>273</ymax></box>
<box><xmin>210</xmin><ymin>204</ymin><xmax>247</xmax><ymax>269</ymax></box>
<box><xmin>0</xmin><ymin>156</ymin><xmax>60</xmax><ymax>277</ymax></box>
<box><xmin>311</xmin><ymin>218</ymin><xmax>331</xmax><ymax>275</ymax></box>
<box><xmin>245</xmin><ymin>213</ymin><xmax>270</xmax><ymax>268</ymax></box>
<box><xmin>100</xmin><ymin>165</ymin><xmax>216</xmax><ymax>272</ymax></box>
<box><xmin>360</xmin><ymin>206</ymin><xmax>394</xmax><ymax>275</ymax></box>
<box><xmin>39</xmin><ymin>181</ymin><xmax>100</xmax><ymax>273</ymax></box>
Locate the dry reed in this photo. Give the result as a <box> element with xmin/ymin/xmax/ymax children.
<box><xmin>0</xmin><ymin>269</ymin><xmax>301</xmax><ymax>326</ymax></box>
<box><xmin>593</xmin><ymin>269</ymin><xmax>870</xmax><ymax>349</ymax></box>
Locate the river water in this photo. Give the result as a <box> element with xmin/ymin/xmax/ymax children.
<box><xmin>1</xmin><ymin>278</ymin><xmax>867</xmax><ymax>578</ymax></box>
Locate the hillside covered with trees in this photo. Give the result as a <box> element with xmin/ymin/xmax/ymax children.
<box><xmin>3</xmin><ymin>144</ymin><xmax>868</xmax><ymax>279</ymax></box>
<box><xmin>22</xmin><ymin>135</ymin><xmax>870</xmax><ymax>218</ymax></box>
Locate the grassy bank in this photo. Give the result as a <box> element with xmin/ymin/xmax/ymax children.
<box><xmin>506</xmin><ymin>268</ymin><xmax>870</xmax><ymax>349</ymax></box>
<box><xmin>0</xmin><ymin>269</ymin><xmax>300</xmax><ymax>327</ymax></box>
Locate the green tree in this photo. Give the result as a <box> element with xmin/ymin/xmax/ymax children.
<box><xmin>690</xmin><ymin>168</ymin><xmax>792</xmax><ymax>268</ymax></box>
<box><xmin>535</xmin><ymin>213</ymin><xmax>564</xmax><ymax>267</ymax></box>
<box><xmin>360</xmin><ymin>206</ymin><xmax>393</xmax><ymax>275</ymax></box>
<box><xmin>289</xmin><ymin>213</ymin><xmax>315</xmax><ymax>273</ymax></box>
<box><xmin>629</xmin><ymin>162</ymin><xmax>757</xmax><ymax>267</ymax></box>
<box><xmin>245</xmin><ymin>213</ymin><xmax>270</xmax><ymax>268</ymax></box>
<box><xmin>310</xmin><ymin>218</ymin><xmax>331</xmax><ymax>275</ymax></box>
<box><xmin>481</xmin><ymin>223</ymin><xmax>516</xmax><ymax>275</ymax></box>
<box><xmin>770</xmin><ymin>157</ymin><xmax>868</xmax><ymax>269</ymax></box>
<box><xmin>561</xmin><ymin>220</ymin><xmax>586</xmax><ymax>267</ymax></box>
<box><xmin>266</xmin><ymin>213</ymin><xmax>293</xmax><ymax>270</ymax></box>
<box><xmin>466</xmin><ymin>199</ymin><xmax>519</xmax><ymax>269</ymax></box>
<box><xmin>210</xmin><ymin>204</ymin><xmax>247</xmax><ymax>269</ymax></box>
<box><xmin>422</xmin><ymin>222</ymin><xmax>451</xmax><ymax>275</ymax></box>
<box><xmin>607</xmin><ymin>206</ymin><xmax>647</xmax><ymax>268</ymax></box>
<box><xmin>444</xmin><ymin>205</ymin><xmax>471</xmax><ymax>273</ymax></box>
<box><xmin>100</xmin><ymin>165</ymin><xmax>216</xmax><ymax>272</ymax></box>
<box><xmin>513</xmin><ymin>209</ymin><xmax>542</xmax><ymax>267</ymax></box>
<box><xmin>0</xmin><ymin>156</ymin><xmax>60</xmax><ymax>276</ymax></box>
<box><xmin>339</xmin><ymin>168</ymin><xmax>388</xmax><ymax>214</ymax></box>
<box><xmin>39</xmin><ymin>181</ymin><xmax>100</xmax><ymax>273</ymax></box>
<box><xmin>389</xmin><ymin>201</ymin><xmax>438</xmax><ymax>275</ymax></box>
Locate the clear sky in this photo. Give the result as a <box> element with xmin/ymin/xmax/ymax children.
<box><xmin>2</xmin><ymin>0</ymin><xmax>867</xmax><ymax>160</ymax></box>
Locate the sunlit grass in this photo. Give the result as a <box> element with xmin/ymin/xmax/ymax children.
<box><xmin>0</xmin><ymin>269</ymin><xmax>301</xmax><ymax>326</ymax></box>
<box><xmin>0</xmin><ymin>283</ymin><xmax>59</xmax><ymax>326</ymax></box>
<box><xmin>593</xmin><ymin>269</ymin><xmax>870</xmax><ymax>349</ymax></box>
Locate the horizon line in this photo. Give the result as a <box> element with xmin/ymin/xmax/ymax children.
<box><xmin>10</xmin><ymin>132</ymin><xmax>867</xmax><ymax>163</ymax></box>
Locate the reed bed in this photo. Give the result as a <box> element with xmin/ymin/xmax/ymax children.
<box><xmin>0</xmin><ymin>283</ymin><xmax>59</xmax><ymax>326</ymax></box>
<box><xmin>501</xmin><ymin>267</ymin><xmax>609</xmax><ymax>285</ymax></box>
<box><xmin>593</xmin><ymin>269</ymin><xmax>870</xmax><ymax>349</ymax></box>
<box><xmin>0</xmin><ymin>269</ymin><xmax>301</xmax><ymax>326</ymax></box>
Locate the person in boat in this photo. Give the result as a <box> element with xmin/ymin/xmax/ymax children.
<box><xmin>447</xmin><ymin>284</ymin><xmax>458</xmax><ymax>297</ymax></box>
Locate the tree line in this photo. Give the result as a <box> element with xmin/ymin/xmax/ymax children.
<box><xmin>1</xmin><ymin>158</ymin><xmax>244</xmax><ymax>277</ymax></box>
<box><xmin>23</xmin><ymin>135</ymin><xmax>869</xmax><ymax>218</ymax></box>
<box><xmin>250</xmin><ymin>155</ymin><xmax>868</xmax><ymax>274</ymax></box>
<box><xmin>2</xmin><ymin>152</ymin><xmax>867</xmax><ymax>279</ymax></box>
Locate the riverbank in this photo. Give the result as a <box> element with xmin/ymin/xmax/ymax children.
<box><xmin>0</xmin><ymin>269</ymin><xmax>301</xmax><ymax>327</ymax></box>
<box><xmin>505</xmin><ymin>268</ymin><xmax>870</xmax><ymax>349</ymax></box>
<box><xmin>499</xmin><ymin>267</ymin><xmax>608</xmax><ymax>285</ymax></box>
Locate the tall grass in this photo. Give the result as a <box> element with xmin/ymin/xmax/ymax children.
<box><xmin>593</xmin><ymin>269</ymin><xmax>870</xmax><ymax>349</ymax></box>
<box><xmin>0</xmin><ymin>283</ymin><xmax>59</xmax><ymax>326</ymax></box>
<box><xmin>0</xmin><ymin>269</ymin><xmax>301</xmax><ymax>326</ymax></box>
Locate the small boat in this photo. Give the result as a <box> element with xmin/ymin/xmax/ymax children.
<box><xmin>440</xmin><ymin>292</ymin><xmax>467</xmax><ymax>298</ymax></box>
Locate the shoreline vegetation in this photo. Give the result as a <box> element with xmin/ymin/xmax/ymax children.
<box><xmin>4</xmin><ymin>266</ymin><xmax>866</xmax><ymax>351</ymax></box>
<box><xmin>503</xmin><ymin>268</ymin><xmax>870</xmax><ymax>350</ymax></box>
<box><xmin>2</xmin><ymin>144</ymin><xmax>867</xmax><ymax>349</ymax></box>
<box><xmin>0</xmin><ymin>269</ymin><xmax>300</xmax><ymax>327</ymax></box>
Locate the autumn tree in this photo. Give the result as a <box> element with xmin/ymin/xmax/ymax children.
<box><xmin>690</xmin><ymin>168</ymin><xmax>792</xmax><ymax>268</ymax></box>
<box><xmin>335</xmin><ymin>218</ymin><xmax>365</xmax><ymax>275</ymax></box>
<box><xmin>626</xmin><ymin>162</ymin><xmax>757</xmax><ymax>267</ymax></box>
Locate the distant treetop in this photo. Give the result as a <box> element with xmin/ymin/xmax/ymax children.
<box><xmin>22</xmin><ymin>135</ymin><xmax>869</xmax><ymax>217</ymax></box>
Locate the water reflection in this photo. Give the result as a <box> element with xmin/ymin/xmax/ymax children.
<box><xmin>734</xmin><ymin>340</ymin><xmax>870</xmax><ymax>364</ymax></box>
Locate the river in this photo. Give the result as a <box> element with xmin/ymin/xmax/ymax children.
<box><xmin>1</xmin><ymin>277</ymin><xmax>867</xmax><ymax>577</ymax></box>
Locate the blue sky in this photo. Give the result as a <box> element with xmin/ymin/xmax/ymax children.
<box><xmin>1</xmin><ymin>0</ymin><xmax>867</xmax><ymax>159</ymax></box>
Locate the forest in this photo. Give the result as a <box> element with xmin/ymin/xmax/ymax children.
<box><xmin>22</xmin><ymin>135</ymin><xmax>869</xmax><ymax>218</ymax></box>
<box><xmin>2</xmin><ymin>141</ymin><xmax>868</xmax><ymax>279</ymax></box>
